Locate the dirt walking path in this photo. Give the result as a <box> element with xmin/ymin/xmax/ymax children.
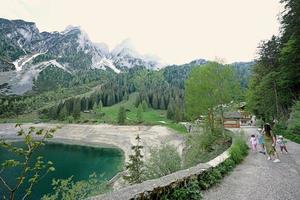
<box><xmin>203</xmin><ymin>127</ymin><xmax>300</xmax><ymax>200</ymax></box>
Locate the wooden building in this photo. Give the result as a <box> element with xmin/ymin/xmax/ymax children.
<box><xmin>223</xmin><ymin>112</ymin><xmax>242</xmax><ymax>128</ymax></box>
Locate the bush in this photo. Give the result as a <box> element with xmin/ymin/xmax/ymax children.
<box><xmin>229</xmin><ymin>135</ymin><xmax>248</xmax><ymax>164</ymax></box>
<box><xmin>162</xmin><ymin>179</ymin><xmax>202</xmax><ymax>200</ymax></box>
<box><xmin>41</xmin><ymin>174</ymin><xmax>109</xmax><ymax>200</ymax></box>
<box><xmin>144</xmin><ymin>144</ymin><xmax>182</xmax><ymax>180</ymax></box>
<box><xmin>273</xmin><ymin>121</ymin><xmax>287</xmax><ymax>135</ymax></box>
<box><xmin>66</xmin><ymin>116</ymin><xmax>74</xmax><ymax>123</ymax></box>
<box><xmin>183</xmin><ymin>127</ymin><xmax>230</xmax><ymax>168</ymax></box>
<box><xmin>282</xmin><ymin>131</ymin><xmax>300</xmax><ymax>144</ymax></box>
<box><xmin>158</xmin><ymin>131</ymin><xmax>248</xmax><ymax>200</ymax></box>
<box><xmin>287</xmin><ymin>100</ymin><xmax>300</xmax><ymax>135</ymax></box>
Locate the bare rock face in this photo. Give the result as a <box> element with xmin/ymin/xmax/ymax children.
<box><xmin>0</xmin><ymin>18</ymin><xmax>162</xmax><ymax>94</ymax></box>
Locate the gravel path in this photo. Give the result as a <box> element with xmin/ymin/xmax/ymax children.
<box><xmin>203</xmin><ymin>127</ymin><xmax>300</xmax><ymax>200</ymax></box>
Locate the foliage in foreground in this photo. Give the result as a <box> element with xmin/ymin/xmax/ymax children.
<box><xmin>161</xmin><ymin>134</ymin><xmax>248</xmax><ymax>200</ymax></box>
<box><xmin>287</xmin><ymin>100</ymin><xmax>300</xmax><ymax>136</ymax></box>
<box><xmin>271</xmin><ymin>100</ymin><xmax>300</xmax><ymax>144</ymax></box>
<box><xmin>183</xmin><ymin>126</ymin><xmax>231</xmax><ymax>168</ymax></box>
<box><xmin>0</xmin><ymin>125</ymin><xmax>55</xmax><ymax>200</ymax></box>
<box><xmin>144</xmin><ymin>144</ymin><xmax>182</xmax><ymax>180</ymax></box>
<box><xmin>41</xmin><ymin>174</ymin><xmax>109</xmax><ymax>200</ymax></box>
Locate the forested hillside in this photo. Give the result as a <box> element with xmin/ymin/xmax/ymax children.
<box><xmin>247</xmin><ymin>0</ymin><xmax>300</xmax><ymax>142</ymax></box>
<box><xmin>247</xmin><ymin>0</ymin><xmax>300</xmax><ymax>121</ymax></box>
<box><xmin>0</xmin><ymin>60</ymin><xmax>252</xmax><ymax>123</ymax></box>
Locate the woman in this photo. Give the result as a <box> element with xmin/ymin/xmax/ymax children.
<box><xmin>263</xmin><ymin>123</ymin><xmax>280</xmax><ymax>163</ymax></box>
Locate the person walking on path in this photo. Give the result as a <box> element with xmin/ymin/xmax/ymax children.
<box><xmin>256</xmin><ymin>128</ymin><xmax>265</xmax><ymax>154</ymax></box>
<box><xmin>277</xmin><ymin>135</ymin><xmax>289</xmax><ymax>154</ymax></box>
<box><xmin>263</xmin><ymin>123</ymin><xmax>280</xmax><ymax>163</ymax></box>
<box><xmin>250</xmin><ymin>134</ymin><xmax>257</xmax><ymax>151</ymax></box>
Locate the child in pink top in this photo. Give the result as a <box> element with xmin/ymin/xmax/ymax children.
<box><xmin>250</xmin><ymin>134</ymin><xmax>257</xmax><ymax>151</ymax></box>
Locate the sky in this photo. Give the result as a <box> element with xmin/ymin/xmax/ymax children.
<box><xmin>0</xmin><ymin>0</ymin><xmax>283</xmax><ymax>64</ymax></box>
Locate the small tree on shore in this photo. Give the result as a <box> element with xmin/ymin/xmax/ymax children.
<box><xmin>141</xmin><ymin>100</ymin><xmax>148</xmax><ymax>112</ymax></box>
<box><xmin>123</xmin><ymin>135</ymin><xmax>144</xmax><ymax>184</ymax></box>
<box><xmin>73</xmin><ymin>99</ymin><xmax>81</xmax><ymax>120</ymax></box>
<box><xmin>136</xmin><ymin>104</ymin><xmax>143</xmax><ymax>123</ymax></box>
<box><xmin>117</xmin><ymin>106</ymin><xmax>126</xmax><ymax>124</ymax></box>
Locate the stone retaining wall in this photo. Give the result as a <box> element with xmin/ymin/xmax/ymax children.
<box><xmin>88</xmin><ymin>150</ymin><xmax>230</xmax><ymax>200</ymax></box>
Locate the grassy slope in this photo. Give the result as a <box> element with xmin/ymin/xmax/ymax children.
<box><xmin>80</xmin><ymin>93</ymin><xmax>187</xmax><ymax>134</ymax></box>
<box><xmin>0</xmin><ymin>93</ymin><xmax>187</xmax><ymax>134</ymax></box>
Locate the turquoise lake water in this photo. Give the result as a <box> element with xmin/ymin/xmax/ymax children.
<box><xmin>0</xmin><ymin>141</ymin><xmax>124</xmax><ymax>199</ymax></box>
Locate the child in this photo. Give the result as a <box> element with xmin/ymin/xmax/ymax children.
<box><xmin>256</xmin><ymin>128</ymin><xmax>265</xmax><ymax>154</ymax></box>
<box><xmin>250</xmin><ymin>134</ymin><xmax>257</xmax><ymax>151</ymax></box>
<box><xmin>277</xmin><ymin>135</ymin><xmax>288</xmax><ymax>153</ymax></box>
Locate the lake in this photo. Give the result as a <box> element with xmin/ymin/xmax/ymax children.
<box><xmin>0</xmin><ymin>141</ymin><xmax>124</xmax><ymax>199</ymax></box>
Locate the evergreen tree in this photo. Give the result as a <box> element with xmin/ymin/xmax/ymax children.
<box><xmin>160</xmin><ymin>96</ymin><xmax>166</xmax><ymax>110</ymax></box>
<box><xmin>152</xmin><ymin>94</ymin><xmax>159</xmax><ymax>109</ymax></box>
<box><xmin>142</xmin><ymin>100</ymin><xmax>148</xmax><ymax>111</ymax></box>
<box><xmin>98</xmin><ymin>100</ymin><xmax>103</xmax><ymax>111</ymax></box>
<box><xmin>58</xmin><ymin>105</ymin><xmax>68</xmax><ymax>120</ymax></box>
<box><xmin>73</xmin><ymin>99</ymin><xmax>81</xmax><ymax>120</ymax></box>
<box><xmin>95</xmin><ymin>100</ymin><xmax>103</xmax><ymax>118</ymax></box>
<box><xmin>175</xmin><ymin>105</ymin><xmax>182</xmax><ymax>123</ymax></box>
<box><xmin>247</xmin><ymin>0</ymin><xmax>300</xmax><ymax>121</ymax></box>
<box><xmin>137</xmin><ymin>104</ymin><xmax>143</xmax><ymax>123</ymax></box>
<box><xmin>92</xmin><ymin>101</ymin><xmax>97</xmax><ymax>113</ymax></box>
<box><xmin>117</xmin><ymin>106</ymin><xmax>126</xmax><ymax>124</ymax></box>
<box><xmin>86</xmin><ymin>98</ymin><xmax>90</xmax><ymax>110</ymax></box>
<box><xmin>167</xmin><ymin>98</ymin><xmax>176</xmax><ymax>120</ymax></box>
<box><xmin>123</xmin><ymin>135</ymin><xmax>144</xmax><ymax>184</ymax></box>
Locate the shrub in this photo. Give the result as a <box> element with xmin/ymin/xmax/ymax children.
<box><xmin>41</xmin><ymin>174</ymin><xmax>108</xmax><ymax>200</ymax></box>
<box><xmin>157</xmin><ymin>131</ymin><xmax>248</xmax><ymax>200</ymax></box>
<box><xmin>162</xmin><ymin>179</ymin><xmax>202</xmax><ymax>200</ymax></box>
<box><xmin>117</xmin><ymin>106</ymin><xmax>126</xmax><ymax>124</ymax></box>
<box><xmin>287</xmin><ymin>100</ymin><xmax>300</xmax><ymax>135</ymax></box>
<box><xmin>183</xmin><ymin>127</ymin><xmax>229</xmax><ymax>168</ymax></box>
<box><xmin>273</xmin><ymin>121</ymin><xmax>287</xmax><ymax>135</ymax></box>
<box><xmin>144</xmin><ymin>144</ymin><xmax>182</xmax><ymax>180</ymax></box>
<box><xmin>229</xmin><ymin>135</ymin><xmax>248</xmax><ymax>164</ymax></box>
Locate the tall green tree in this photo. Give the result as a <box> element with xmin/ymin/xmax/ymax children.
<box><xmin>73</xmin><ymin>99</ymin><xmax>81</xmax><ymax>120</ymax></box>
<box><xmin>58</xmin><ymin>105</ymin><xmax>68</xmax><ymax>121</ymax></box>
<box><xmin>136</xmin><ymin>104</ymin><xmax>143</xmax><ymax>123</ymax></box>
<box><xmin>185</xmin><ymin>62</ymin><xmax>240</xmax><ymax>130</ymax></box>
<box><xmin>117</xmin><ymin>106</ymin><xmax>126</xmax><ymax>124</ymax></box>
<box><xmin>247</xmin><ymin>0</ymin><xmax>300</xmax><ymax>121</ymax></box>
<box><xmin>141</xmin><ymin>100</ymin><xmax>148</xmax><ymax>112</ymax></box>
<box><xmin>123</xmin><ymin>135</ymin><xmax>144</xmax><ymax>184</ymax></box>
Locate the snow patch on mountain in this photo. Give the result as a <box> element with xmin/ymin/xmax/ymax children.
<box><xmin>77</xmin><ymin>29</ymin><xmax>91</xmax><ymax>50</ymax></box>
<box><xmin>13</xmin><ymin>53</ymin><xmax>44</xmax><ymax>71</ymax></box>
<box><xmin>95</xmin><ymin>58</ymin><xmax>121</xmax><ymax>73</ymax></box>
<box><xmin>45</xmin><ymin>60</ymin><xmax>72</xmax><ymax>74</ymax></box>
<box><xmin>61</xmin><ymin>25</ymin><xmax>80</xmax><ymax>34</ymax></box>
<box><xmin>111</xmin><ymin>39</ymin><xmax>140</xmax><ymax>58</ymax></box>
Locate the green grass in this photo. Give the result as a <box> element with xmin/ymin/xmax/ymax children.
<box><xmin>0</xmin><ymin>112</ymin><xmax>41</xmax><ymax>123</ymax></box>
<box><xmin>89</xmin><ymin>93</ymin><xmax>186</xmax><ymax>134</ymax></box>
<box><xmin>0</xmin><ymin>93</ymin><xmax>187</xmax><ymax>134</ymax></box>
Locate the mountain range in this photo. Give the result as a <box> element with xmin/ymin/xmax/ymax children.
<box><xmin>0</xmin><ymin>18</ymin><xmax>253</xmax><ymax>95</ymax></box>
